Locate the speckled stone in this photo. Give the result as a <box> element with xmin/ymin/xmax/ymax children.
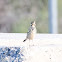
<box><xmin>0</xmin><ymin>47</ymin><xmax>24</xmax><ymax>62</ymax></box>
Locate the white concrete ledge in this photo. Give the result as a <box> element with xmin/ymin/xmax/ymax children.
<box><xmin>0</xmin><ymin>33</ymin><xmax>62</xmax><ymax>62</ymax></box>
<box><xmin>0</xmin><ymin>33</ymin><xmax>62</xmax><ymax>47</ymax></box>
<box><xmin>0</xmin><ymin>33</ymin><xmax>62</xmax><ymax>39</ymax></box>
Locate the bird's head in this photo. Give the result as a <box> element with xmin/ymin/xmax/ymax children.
<box><xmin>31</xmin><ymin>21</ymin><xmax>36</xmax><ymax>27</ymax></box>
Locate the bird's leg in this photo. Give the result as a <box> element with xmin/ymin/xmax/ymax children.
<box><xmin>29</xmin><ymin>40</ymin><xmax>34</xmax><ymax>47</ymax></box>
<box><xmin>29</xmin><ymin>40</ymin><xmax>33</xmax><ymax>47</ymax></box>
<box><xmin>29</xmin><ymin>39</ymin><xmax>30</xmax><ymax>47</ymax></box>
<box><xmin>27</xmin><ymin>39</ymin><xmax>30</xmax><ymax>49</ymax></box>
<box><xmin>32</xmin><ymin>39</ymin><xmax>34</xmax><ymax>46</ymax></box>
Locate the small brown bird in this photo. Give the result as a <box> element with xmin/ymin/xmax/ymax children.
<box><xmin>23</xmin><ymin>21</ymin><xmax>36</xmax><ymax>42</ymax></box>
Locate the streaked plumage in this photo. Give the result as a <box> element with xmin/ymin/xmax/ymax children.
<box><xmin>23</xmin><ymin>21</ymin><xmax>36</xmax><ymax>42</ymax></box>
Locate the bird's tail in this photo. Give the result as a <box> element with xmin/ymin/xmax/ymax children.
<box><xmin>23</xmin><ymin>38</ymin><xmax>27</xmax><ymax>42</ymax></box>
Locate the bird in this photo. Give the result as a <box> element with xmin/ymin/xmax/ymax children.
<box><xmin>23</xmin><ymin>21</ymin><xmax>36</xmax><ymax>42</ymax></box>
